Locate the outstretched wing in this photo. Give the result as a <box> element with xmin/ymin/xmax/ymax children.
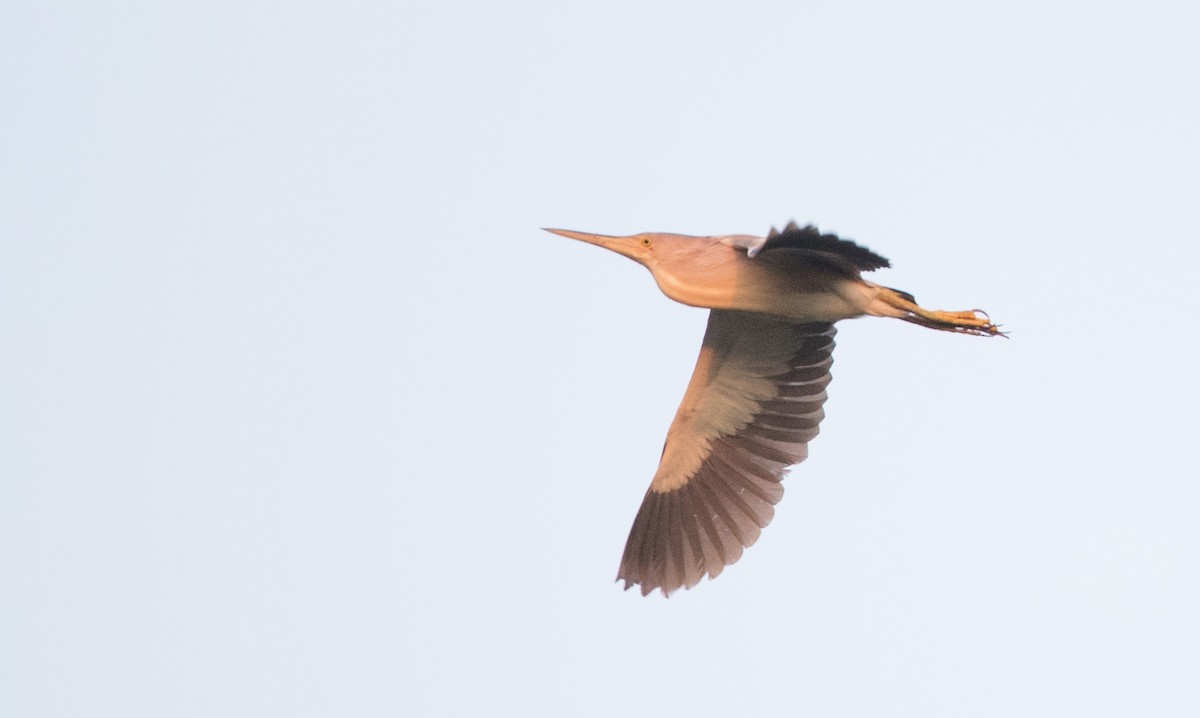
<box><xmin>618</xmin><ymin>310</ymin><xmax>836</xmax><ymax>596</ymax></box>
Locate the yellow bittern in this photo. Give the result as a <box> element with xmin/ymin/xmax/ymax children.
<box><xmin>545</xmin><ymin>221</ymin><xmax>1001</xmax><ymax>597</ymax></box>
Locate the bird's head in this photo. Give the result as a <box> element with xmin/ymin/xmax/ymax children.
<box><xmin>543</xmin><ymin>227</ymin><xmax>669</xmax><ymax>267</ymax></box>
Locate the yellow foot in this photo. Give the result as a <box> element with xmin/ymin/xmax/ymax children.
<box><xmin>877</xmin><ymin>288</ymin><xmax>1005</xmax><ymax>337</ymax></box>
<box><xmin>915</xmin><ymin>308</ymin><xmax>1004</xmax><ymax>337</ymax></box>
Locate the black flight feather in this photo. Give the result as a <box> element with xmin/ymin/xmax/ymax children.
<box><xmin>757</xmin><ymin>221</ymin><xmax>891</xmax><ymax>272</ymax></box>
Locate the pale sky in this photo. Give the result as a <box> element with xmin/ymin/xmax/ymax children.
<box><xmin>3</xmin><ymin>1</ymin><xmax>1199</xmax><ymax>716</ymax></box>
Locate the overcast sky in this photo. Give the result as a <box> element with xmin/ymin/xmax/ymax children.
<box><xmin>3</xmin><ymin>1</ymin><xmax>1199</xmax><ymax>716</ymax></box>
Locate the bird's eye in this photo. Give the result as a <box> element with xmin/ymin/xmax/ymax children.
<box><xmin>641</xmin><ymin>237</ymin><xmax>652</xmax><ymax>247</ymax></box>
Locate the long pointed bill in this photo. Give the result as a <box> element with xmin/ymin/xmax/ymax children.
<box><xmin>542</xmin><ymin>227</ymin><xmax>640</xmax><ymax>260</ymax></box>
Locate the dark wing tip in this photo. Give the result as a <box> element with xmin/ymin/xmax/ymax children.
<box><xmin>617</xmin><ymin>451</ymin><xmax>792</xmax><ymax>597</ymax></box>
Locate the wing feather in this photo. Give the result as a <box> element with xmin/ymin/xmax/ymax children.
<box><xmin>754</xmin><ymin>221</ymin><xmax>890</xmax><ymax>272</ymax></box>
<box><xmin>617</xmin><ymin>311</ymin><xmax>836</xmax><ymax>596</ymax></box>
<box><xmin>690</xmin><ymin>487</ymin><xmax>726</xmax><ymax>579</ymax></box>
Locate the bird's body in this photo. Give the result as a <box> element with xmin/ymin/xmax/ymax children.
<box><xmin>641</xmin><ymin>233</ymin><xmax>880</xmax><ymax>323</ymax></box>
<box><xmin>545</xmin><ymin>222</ymin><xmax>1000</xmax><ymax>597</ymax></box>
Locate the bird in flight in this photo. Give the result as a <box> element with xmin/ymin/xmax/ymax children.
<box><xmin>544</xmin><ymin>221</ymin><xmax>1002</xmax><ymax>597</ymax></box>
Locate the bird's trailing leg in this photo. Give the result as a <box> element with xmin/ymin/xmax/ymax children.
<box><xmin>876</xmin><ymin>287</ymin><xmax>1003</xmax><ymax>337</ymax></box>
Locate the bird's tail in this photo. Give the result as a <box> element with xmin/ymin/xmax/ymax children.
<box><xmin>873</xmin><ymin>286</ymin><xmax>1004</xmax><ymax>337</ymax></box>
